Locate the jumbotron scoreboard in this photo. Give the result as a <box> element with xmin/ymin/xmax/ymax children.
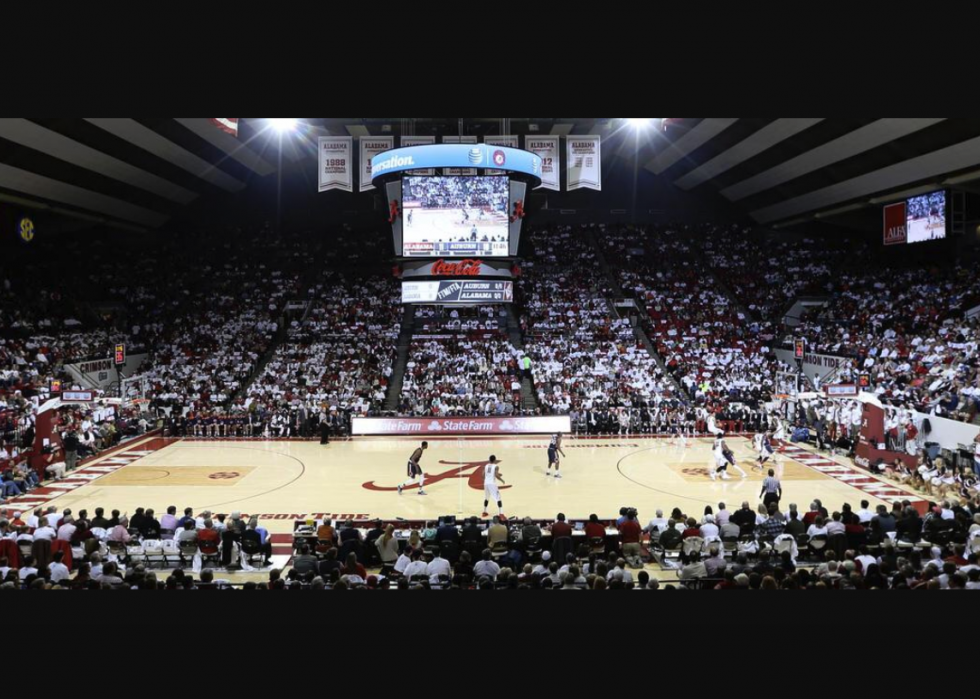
<box><xmin>371</xmin><ymin>143</ymin><xmax>541</xmax><ymax>306</ymax></box>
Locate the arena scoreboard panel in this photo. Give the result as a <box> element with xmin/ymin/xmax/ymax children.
<box><xmin>373</xmin><ymin>144</ymin><xmax>541</xmax><ymax>306</ymax></box>
<box><xmin>371</xmin><ymin>144</ymin><xmax>541</xmax><ymax>260</ymax></box>
<box><xmin>402</xmin><ymin>279</ymin><xmax>514</xmax><ymax>304</ymax></box>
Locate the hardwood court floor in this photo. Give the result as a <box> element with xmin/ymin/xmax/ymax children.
<box><xmin>22</xmin><ymin>435</ymin><xmax>927</xmax><ymax>538</ymax></box>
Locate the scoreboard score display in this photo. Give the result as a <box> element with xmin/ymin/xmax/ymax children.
<box><xmin>114</xmin><ymin>344</ymin><xmax>126</xmax><ymax>366</ymax></box>
<box><xmin>402</xmin><ymin>280</ymin><xmax>514</xmax><ymax>304</ymax></box>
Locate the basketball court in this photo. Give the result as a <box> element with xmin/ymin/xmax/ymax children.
<box><xmin>8</xmin><ymin>434</ymin><xmax>927</xmax><ymax>541</ymax></box>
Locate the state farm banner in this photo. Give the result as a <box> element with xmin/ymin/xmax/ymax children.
<box><xmin>567</xmin><ymin>136</ymin><xmax>602</xmax><ymax>191</ymax></box>
<box><xmin>443</xmin><ymin>135</ymin><xmax>478</xmax><ymax>176</ymax></box>
<box><xmin>352</xmin><ymin>415</ymin><xmax>571</xmax><ymax>436</ymax></box>
<box><xmin>526</xmin><ymin>136</ymin><xmax>560</xmax><ymax>191</ymax></box>
<box><xmin>883</xmin><ymin>202</ymin><xmax>907</xmax><ymax>246</ymax></box>
<box><xmin>401</xmin><ymin>135</ymin><xmax>436</xmax><ymax>175</ymax></box>
<box><xmin>359</xmin><ymin>136</ymin><xmax>394</xmax><ymax>192</ymax></box>
<box><xmin>318</xmin><ymin>137</ymin><xmax>353</xmax><ymax>193</ymax></box>
<box><xmin>484</xmin><ymin>136</ymin><xmax>519</xmax><ymax>175</ymax></box>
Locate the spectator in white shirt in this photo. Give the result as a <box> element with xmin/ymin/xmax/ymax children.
<box><xmin>856</xmin><ymin>501</ymin><xmax>875</xmax><ymax>524</ymax></box>
<box><xmin>807</xmin><ymin>517</ymin><xmax>828</xmax><ymax>538</ymax></box>
<box><xmin>402</xmin><ymin>549</ymin><xmax>429</xmax><ymax>581</ymax></box>
<box><xmin>531</xmin><ymin>550</ymin><xmax>552</xmax><ymax>577</ymax></box>
<box><xmin>826</xmin><ymin>513</ymin><xmax>847</xmax><ymax>537</ymax></box>
<box><xmin>33</xmin><ymin>522</ymin><xmax>56</xmax><ymax>541</ymax></box>
<box><xmin>427</xmin><ymin>551</ymin><xmax>452</xmax><ymax>584</ymax></box>
<box><xmin>606</xmin><ymin>559</ymin><xmax>634</xmax><ymax>584</ymax></box>
<box><xmin>700</xmin><ymin>515</ymin><xmax>720</xmax><ymax>540</ymax></box>
<box><xmin>47</xmin><ymin>551</ymin><xmax>70</xmax><ymax>583</ymax></box>
<box><xmin>18</xmin><ymin>556</ymin><xmax>39</xmax><ymax>581</ymax></box>
<box><xmin>644</xmin><ymin>510</ymin><xmax>669</xmax><ymax>536</ymax></box>
<box><xmin>473</xmin><ymin>549</ymin><xmax>501</xmax><ymax>580</ymax></box>
<box><xmin>393</xmin><ymin>549</ymin><xmax>412</xmax><ymax>575</ymax></box>
<box><xmin>44</xmin><ymin>507</ymin><xmax>62</xmax><ymax>528</ymax></box>
<box><xmin>57</xmin><ymin>520</ymin><xmax>76</xmax><ymax>542</ymax></box>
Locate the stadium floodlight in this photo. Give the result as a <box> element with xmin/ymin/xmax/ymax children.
<box><xmin>268</xmin><ymin>118</ymin><xmax>298</xmax><ymax>133</ymax></box>
<box><xmin>626</xmin><ymin>118</ymin><xmax>652</xmax><ymax>128</ymax></box>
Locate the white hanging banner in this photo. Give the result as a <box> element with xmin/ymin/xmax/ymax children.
<box><xmin>359</xmin><ymin>136</ymin><xmax>394</xmax><ymax>192</ymax></box>
<box><xmin>484</xmin><ymin>136</ymin><xmax>519</xmax><ymax>175</ymax></box>
<box><xmin>401</xmin><ymin>135</ymin><xmax>436</xmax><ymax>175</ymax></box>
<box><xmin>566</xmin><ymin>135</ymin><xmax>602</xmax><ymax>191</ymax></box>
<box><xmin>526</xmin><ymin>136</ymin><xmax>560</xmax><ymax>191</ymax></box>
<box><xmin>318</xmin><ymin>137</ymin><xmax>353</xmax><ymax>192</ymax></box>
<box><xmin>444</xmin><ymin>135</ymin><xmax>478</xmax><ymax>176</ymax></box>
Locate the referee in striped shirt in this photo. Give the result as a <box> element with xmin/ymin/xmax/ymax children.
<box><xmin>760</xmin><ymin>469</ymin><xmax>782</xmax><ymax>509</ymax></box>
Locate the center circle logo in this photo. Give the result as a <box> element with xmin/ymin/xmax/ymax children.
<box><xmin>209</xmin><ymin>471</ymin><xmax>241</xmax><ymax>480</ymax></box>
<box><xmin>493</xmin><ymin>150</ymin><xmax>506</xmax><ymax>167</ymax></box>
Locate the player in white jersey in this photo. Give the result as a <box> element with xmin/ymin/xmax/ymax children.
<box><xmin>397</xmin><ymin>441</ymin><xmax>428</xmax><ymax>495</ymax></box>
<box><xmin>482</xmin><ymin>455</ymin><xmax>505</xmax><ymax>518</ymax></box>
<box><xmin>974</xmin><ymin>433</ymin><xmax>980</xmax><ymax>478</ymax></box>
<box><xmin>771</xmin><ymin>413</ymin><xmax>787</xmax><ymax>449</ymax></box>
<box><xmin>754</xmin><ymin>431</ymin><xmax>775</xmax><ymax>470</ymax></box>
<box><xmin>706</xmin><ymin>413</ymin><xmax>724</xmax><ymax>438</ymax></box>
<box><xmin>710</xmin><ymin>434</ymin><xmax>747</xmax><ymax>481</ymax></box>
<box><xmin>547</xmin><ymin>434</ymin><xmax>566</xmax><ymax>478</ymax></box>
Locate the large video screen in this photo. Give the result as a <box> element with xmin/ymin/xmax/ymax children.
<box><xmin>402</xmin><ymin>280</ymin><xmax>514</xmax><ymax>304</ymax></box>
<box><xmin>906</xmin><ymin>190</ymin><xmax>946</xmax><ymax>244</ymax></box>
<box><xmin>402</xmin><ymin>176</ymin><xmax>510</xmax><ymax>257</ymax></box>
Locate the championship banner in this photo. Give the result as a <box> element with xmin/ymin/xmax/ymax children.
<box><xmin>401</xmin><ymin>135</ymin><xmax>436</xmax><ymax>175</ymax></box>
<box><xmin>352</xmin><ymin>415</ymin><xmax>571</xmax><ymax>436</ymax></box>
<box><xmin>359</xmin><ymin>136</ymin><xmax>394</xmax><ymax>192</ymax></box>
<box><xmin>444</xmin><ymin>135</ymin><xmax>478</xmax><ymax>176</ymax></box>
<box><xmin>526</xmin><ymin>137</ymin><xmax>560</xmax><ymax>191</ymax></box>
<box><xmin>318</xmin><ymin>137</ymin><xmax>353</xmax><ymax>193</ymax></box>
<box><xmin>402</xmin><ymin>280</ymin><xmax>514</xmax><ymax>304</ymax></box>
<box><xmin>567</xmin><ymin>136</ymin><xmax>602</xmax><ymax>191</ymax></box>
<box><xmin>883</xmin><ymin>202</ymin><xmax>907</xmax><ymax>246</ymax></box>
<box><xmin>484</xmin><ymin>136</ymin><xmax>519</xmax><ymax>175</ymax></box>
<box><xmin>210</xmin><ymin>118</ymin><xmax>239</xmax><ymax>137</ymax></box>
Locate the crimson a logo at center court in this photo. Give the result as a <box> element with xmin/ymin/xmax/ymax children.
<box><xmin>362</xmin><ymin>460</ymin><xmax>512</xmax><ymax>493</ymax></box>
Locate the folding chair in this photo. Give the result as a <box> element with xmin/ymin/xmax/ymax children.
<box><xmin>142</xmin><ymin>540</ymin><xmax>166</xmax><ymax>569</ymax></box>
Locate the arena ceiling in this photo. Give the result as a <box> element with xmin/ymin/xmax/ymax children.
<box><xmin>1</xmin><ymin>118</ymin><xmax>978</xmax><ymax>233</ymax></box>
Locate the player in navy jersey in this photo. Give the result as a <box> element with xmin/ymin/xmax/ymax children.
<box><xmin>546</xmin><ymin>433</ymin><xmax>567</xmax><ymax>479</ymax></box>
<box><xmin>398</xmin><ymin>441</ymin><xmax>429</xmax><ymax>495</ymax></box>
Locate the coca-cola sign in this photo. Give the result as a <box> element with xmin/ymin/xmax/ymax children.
<box><xmin>431</xmin><ymin>259</ymin><xmax>482</xmax><ymax>276</ymax></box>
<box><xmin>400</xmin><ymin>259</ymin><xmax>514</xmax><ymax>280</ymax></box>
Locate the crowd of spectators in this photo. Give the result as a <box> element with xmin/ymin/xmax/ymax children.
<box><xmin>521</xmin><ymin>226</ymin><xmax>673</xmax><ymax>422</ymax></box>
<box><xmin>399</xmin><ymin>337</ymin><xmax>524</xmax><ymax>416</ymax></box>
<box><xmin>602</xmin><ymin>225</ymin><xmax>778</xmax><ymax>420</ymax></box>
